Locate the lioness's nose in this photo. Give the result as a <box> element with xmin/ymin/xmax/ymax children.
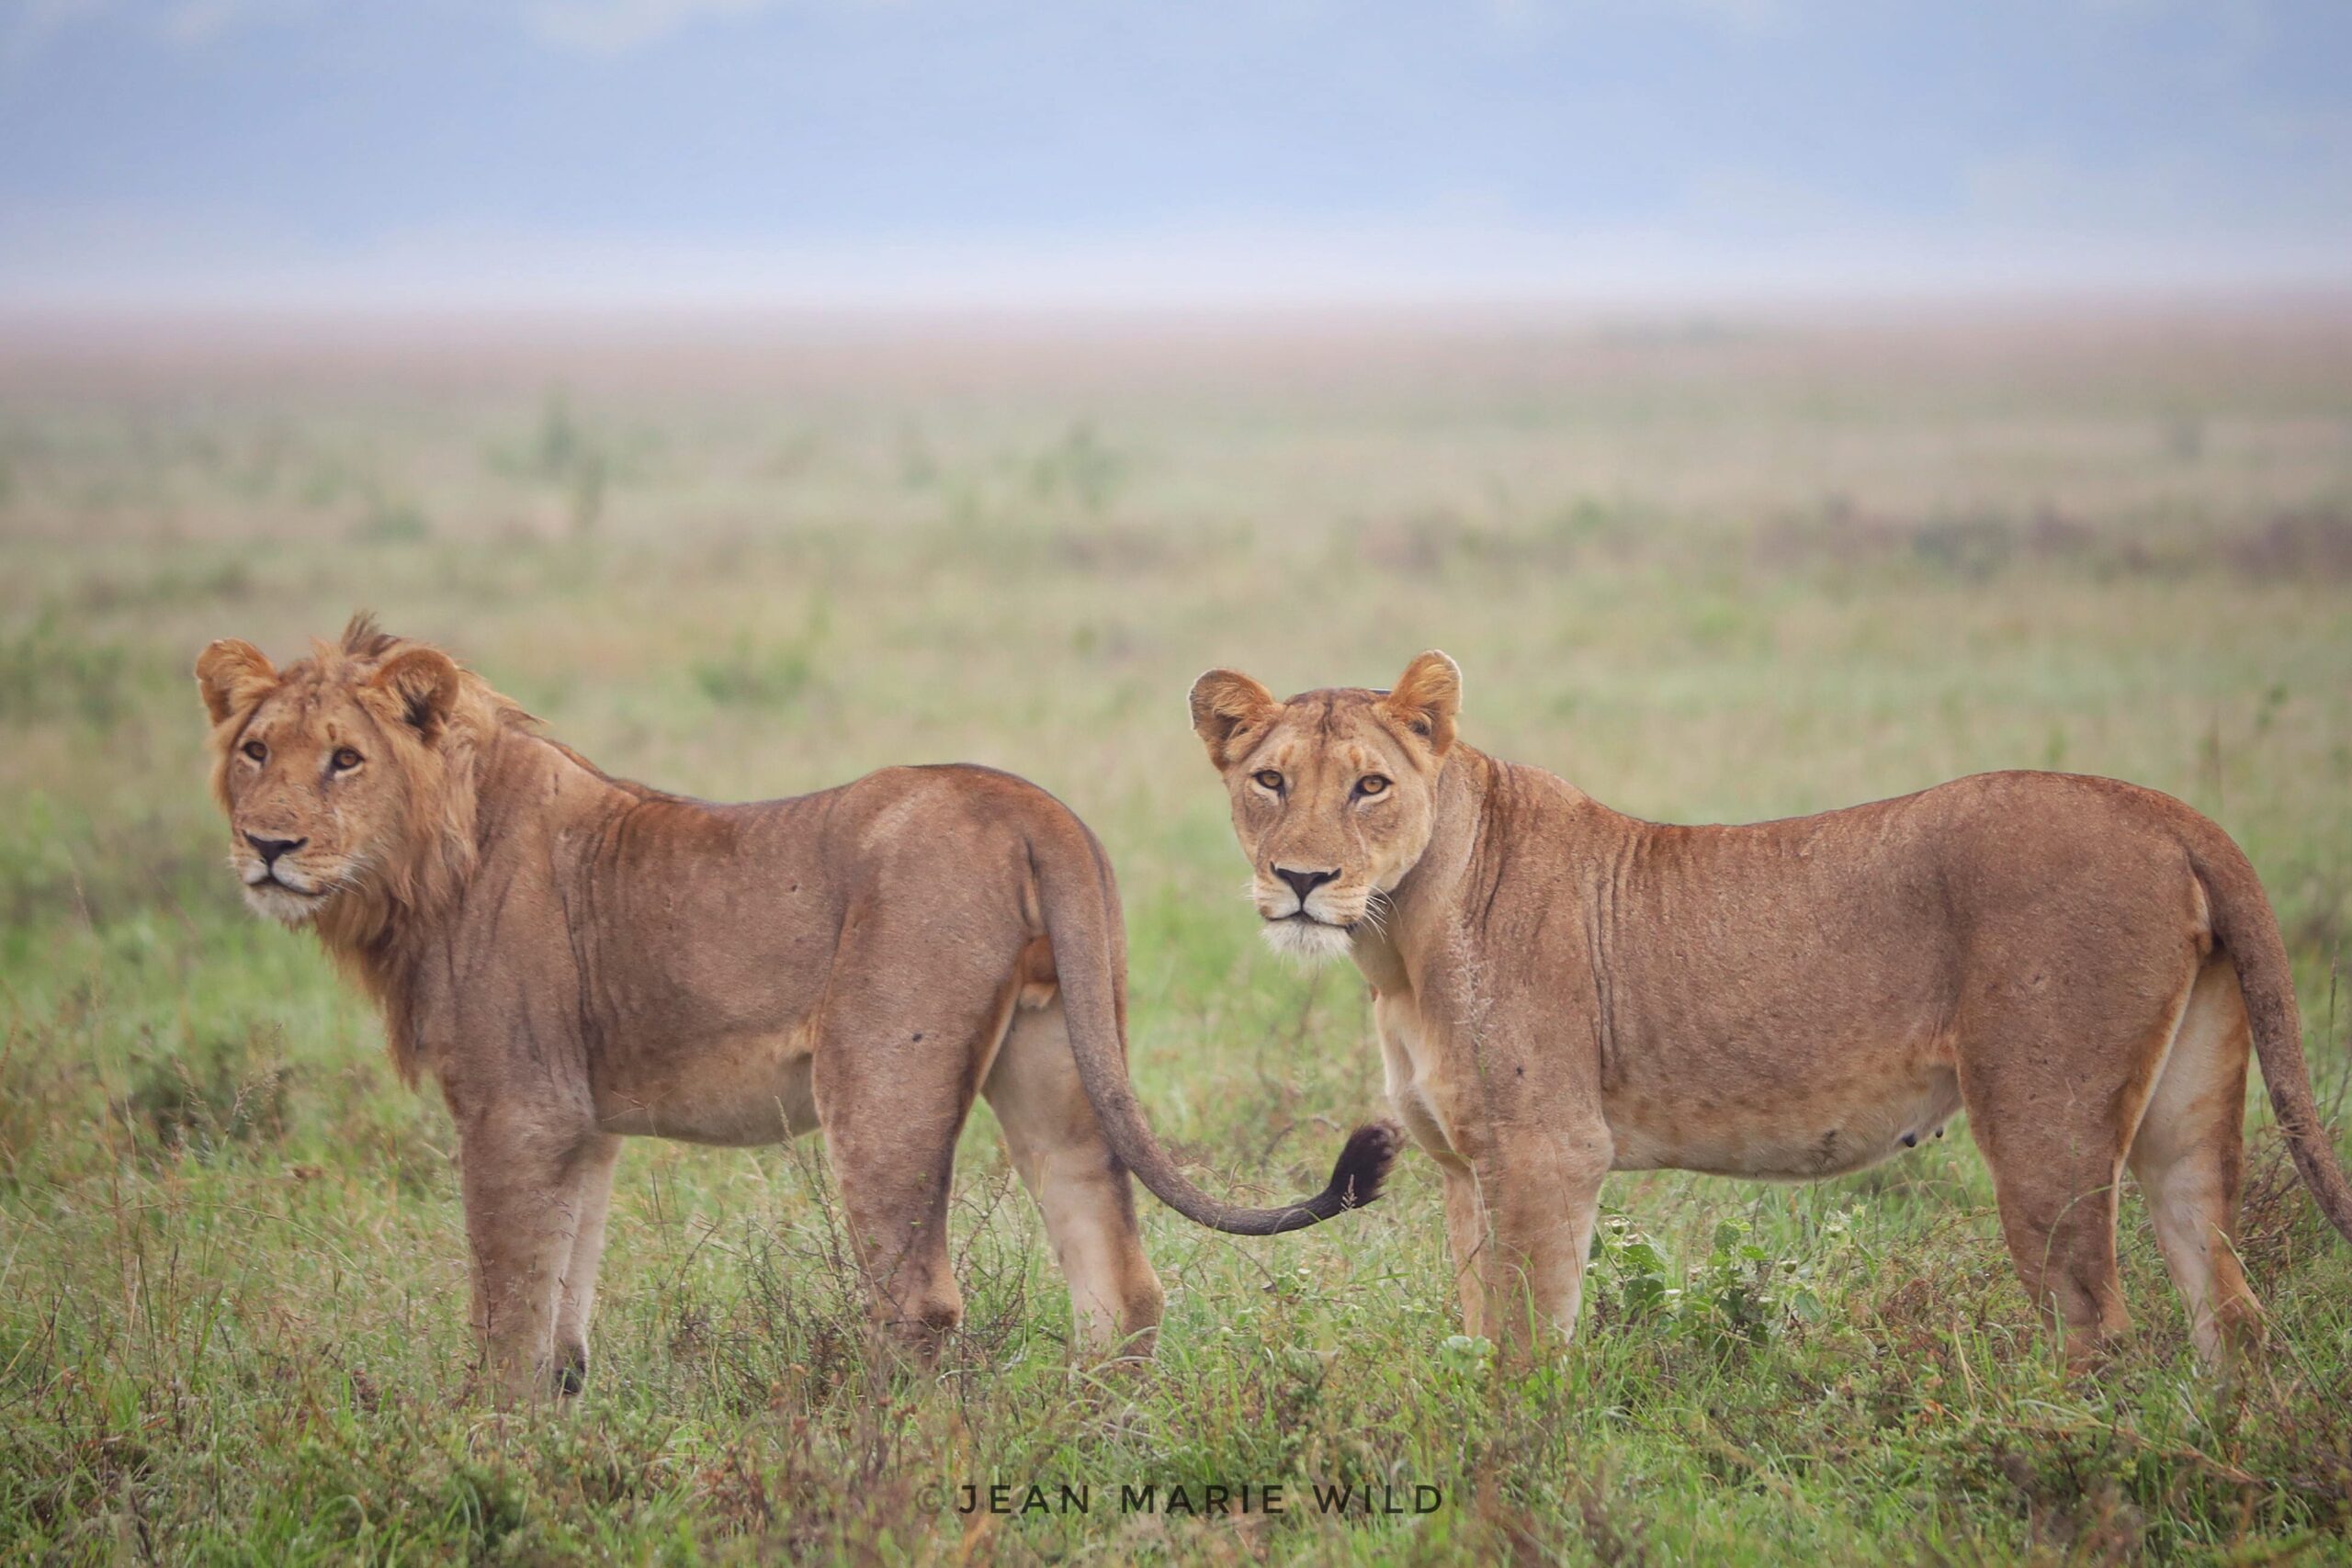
<box><xmin>1274</xmin><ymin>866</ymin><xmax>1339</xmax><ymax>902</ymax></box>
<box><xmin>245</xmin><ymin>833</ymin><xmax>306</xmax><ymax>865</ymax></box>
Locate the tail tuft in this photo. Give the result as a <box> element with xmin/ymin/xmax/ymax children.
<box><xmin>1324</xmin><ymin>1120</ymin><xmax>1407</xmax><ymax>1212</ymax></box>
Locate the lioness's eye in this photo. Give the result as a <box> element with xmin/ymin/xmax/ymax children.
<box><xmin>242</xmin><ymin>739</ymin><xmax>267</xmax><ymax>762</ymax></box>
<box><xmin>1356</xmin><ymin>775</ymin><xmax>1391</xmax><ymax>797</ymax></box>
<box><xmin>1251</xmin><ymin>770</ymin><xmax>1284</xmax><ymax>792</ymax></box>
<box><xmin>332</xmin><ymin>748</ymin><xmax>363</xmax><ymax>773</ymax></box>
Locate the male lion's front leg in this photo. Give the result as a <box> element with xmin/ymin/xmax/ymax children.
<box><xmin>551</xmin><ymin>1134</ymin><xmax>622</xmax><ymax>1395</ymax></box>
<box><xmin>457</xmin><ymin>1109</ymin><xmax>599</xmax><ymax>1404</ymax></box>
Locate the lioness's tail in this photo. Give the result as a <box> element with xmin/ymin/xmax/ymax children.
<box><xmin>1028</xmin><ymin>808</ymin><xmax>1401</xmax><ymax>1236</ymax></box>
<box><xmin>2188</xmin><ymin>823</ymin><xmax>2352</xmax><ymax>1245</ymax></box>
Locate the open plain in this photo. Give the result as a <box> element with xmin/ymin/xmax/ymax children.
<box><xmin>2</xmin><ymin>304</ymin><xmax>2349</xmax><ymax>1562</ymax></box>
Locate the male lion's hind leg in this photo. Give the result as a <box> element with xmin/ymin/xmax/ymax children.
<box><xmin>458</xmin><ymin>1110</ymin><xmax>600</xmax><ymax>1404</ymax></box>
<box><xmin>2127</xmin><ymin>958</ymin><xmax>2264</xmax><ymax>1367</ymax></box>
<box><xmin>811</xmin><ymin>957</ymin><xmax>1003</xmax><ymax>1371</ymax></box>
<box><xmin>984</xmin><ymin>999</ymin><xmax>1165</xmax><ymax>1360</ymax></box>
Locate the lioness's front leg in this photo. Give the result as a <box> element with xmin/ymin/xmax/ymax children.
<box><xmin>1424</xmin><ymin>984</ymin><xmax>1613</xmax><ymax>1355</ymax></box>
<box><xmin>1471</xmin><ymin>1121</ymin><xmax>1611</xmax><ymax>1358</ymax></box>
<box><xmin>1426</xmin><ymin>1152</ymin><xmax>1487</xmax><ymax>1339</ymax></box>
<box><xmin>1379</xmin><ymin>1002</ymin><xmax>1494</xmax><ymax>1338</ymax></box>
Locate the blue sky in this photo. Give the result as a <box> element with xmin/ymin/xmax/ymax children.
<box><xmin>2</xmin><ymin>0</ymin><xmax>2347</xmax><ymax>308</ymax></box>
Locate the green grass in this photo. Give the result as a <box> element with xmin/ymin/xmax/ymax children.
<box><xmin>2</xmin><ymin>309</ymin><xmax>2350</xmax><ymax>1562</ymax></box>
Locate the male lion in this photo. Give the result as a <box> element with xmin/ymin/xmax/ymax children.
<box><xmin>1190</xmin><ymin>650</ymin><xmax>2352</xmax><ymax>1368</ymax></box>
<box><xmin>196</xmin><ymin>616</ymin><xmax>1396</xmax><ymax>1399</ymax></box>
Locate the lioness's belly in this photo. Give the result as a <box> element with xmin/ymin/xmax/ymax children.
<box><xmin>1378</xmin><ymin>991</ymin><xmax>1963</xmax><ymax>1180</ymax></box>
<box><xmin>591</xmin><ymin>1025</ymin><xmax>820</xmax><ymax>1145</ymax></box>
<box><xmin>1605</xmin><ymin>1061</ymin><xmax>1962</xmax><ymax>1179</ymax></box>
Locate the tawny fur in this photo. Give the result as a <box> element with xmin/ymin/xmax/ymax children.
<box><xmin>196</xmin><ymin>616</ymin><xmax>1396</xmax><ymax>1402</ymax></box>
<box><xmin>1191</xmin><ymin>651</ymin><xmax>2352</xmax><ymax>1371</ymax></box>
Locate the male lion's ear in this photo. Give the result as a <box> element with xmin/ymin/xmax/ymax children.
<box><xmin>1189</xmin><ymin>669</ymin><xmax>1280</xmax><ymax>770</ymax></box>
<box><xmin>1381</xmin><ymin>650</ymin><xmax>1462</xmax><ymax>756</ymax></box>
<box><xmin>369</xmin><ymin>646</ymin><xmax>462</xmax><ymax>737</ymax></box>
<box><xmin>195</xmin><ymin>638</ymin><xmax>278</xmax><ymax>727</ymax></box>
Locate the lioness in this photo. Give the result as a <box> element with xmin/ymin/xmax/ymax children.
<box><xmin>1190</xmin><ymin>651</ymin><xmax>2352</xmax><ymax>1367</ymax></box>
<box><xmin>196</xmin><ymin>616</ymin><xmax>1396</xmax><ymax>1399</ymax></box>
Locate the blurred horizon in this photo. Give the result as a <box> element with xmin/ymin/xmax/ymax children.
<box><xmin>4</xmin><ymin>0</ymin><xmax>2349</xmax><ymax>313</ymax></box>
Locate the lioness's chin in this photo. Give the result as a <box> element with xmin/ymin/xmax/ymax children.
<box><xmin>1261</xmin><ymin>918</ymin><xmax>1355</xmax><ymax>964</ymax></box>
<box><xmin>243</xmin><ymin>885</ymin><xmax>323</xmax><ymax>927</ymax></box>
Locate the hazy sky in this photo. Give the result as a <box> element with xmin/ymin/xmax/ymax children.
<box><xmin>3</xmin><ymin>0</ymin><xmax>2347</xmax><ymax>308</ymax></box>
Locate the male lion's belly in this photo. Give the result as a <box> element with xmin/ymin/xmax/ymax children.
<box><xmin>1605</xmin><ymin>1059</ymin><xmax>1962</xmax><ymax>1179</ymax></box>
<box><xmin>591</xmin><ymin>1021</ymin><xmax>821</xmax><ymax>1145</ymax></box>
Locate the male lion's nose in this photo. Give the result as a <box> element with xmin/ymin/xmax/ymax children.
<box><xmin>245</xmin><ymin>833</ymin><xmax>306</xmax><ymax>866</ymax></box>
<box><xmin>1274</xmin><ymin>866</ymin><xmax>1340</xmax><ymax>903</ymax></box>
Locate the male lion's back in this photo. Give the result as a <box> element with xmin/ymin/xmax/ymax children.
<box><xmin>815</xmin><ymin>762</ymin><xmax>1103</xmax><ymax>923</ymax></box>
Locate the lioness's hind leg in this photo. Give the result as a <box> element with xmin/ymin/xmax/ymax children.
<box><xmin>1974</xmin><ymin>1113</ymin><xmax>2132</xmax><ymax>1368</ymax></box>
<box><xmin>2128</xmin><ymin>958</ymin><xmax>2262</xmax><ymax>1364</ymax></box>
<box><xmin>1962</xmin><ymin>978</ymin><xmax>2191</xmax><ymax>1368</ymax></box>
<box><xmin>984</xmin><ymin>999</ymin><xmax>1165</xmax><ymax>1359</ymax></box>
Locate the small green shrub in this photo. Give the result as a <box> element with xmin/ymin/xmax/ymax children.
<box><xmin>1587</xmin><ymin>1206</ymin><xmax>1864</xmax><ymax>1348</ymax></box>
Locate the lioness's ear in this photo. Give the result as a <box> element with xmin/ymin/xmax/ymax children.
<box><xmin>195</xmin><ymin>638</ymin><xmax>277</xmax><ymax>727</ymax></box>
<box><xmin>1189</xmin><ymin>669</ymin><xmax>1280</xmax><ymax>770</ymax></box>
<box><xmin>369</xmin><ymin>647</ymin><xmax>461</xmax><ymax>737</ymax></box>
<box><xmin>1381</xmin><ymin>650</ymin><xmax>1462</xmax><ymax>757</ymax></box>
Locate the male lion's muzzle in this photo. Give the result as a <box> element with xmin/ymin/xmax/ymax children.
<box><xmin>231</xmin><ymin>828</ymin><xmax>342</xmax><ymax>920</ymax></box>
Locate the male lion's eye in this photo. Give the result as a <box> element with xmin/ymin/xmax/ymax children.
<box><xmin>1252</xmin><ymin>770</ymin><xmax>1284</xmax><ymax>792</ymax></box>
<box><xmin>1356</xmin><ymin>775</ymin><xmax>1391</xmax><ymax>797</ymax></box>
<box><xmin>242</xmin><ymin>740</ymin><xmax>267</xmax><ymax>762</ymax></box>
<box><xmin>332</xmin><ymin>748</ymin><xmax>363</xmax><ymax>773</ymax></box>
